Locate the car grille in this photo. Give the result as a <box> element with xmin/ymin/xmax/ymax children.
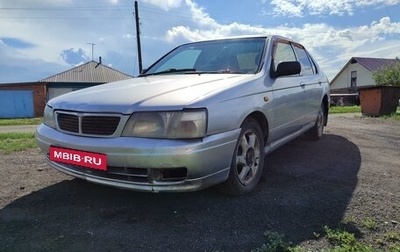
<box><xmin>56</xmin><ymin>112</ymin><xmax>121</xmax><ymax>136</ymax></box>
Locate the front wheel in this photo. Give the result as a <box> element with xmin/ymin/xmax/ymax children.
<box><xmin>219</xmin><ymin>118</ymin><xmax>265</xmax><ymax>196</ymax></box>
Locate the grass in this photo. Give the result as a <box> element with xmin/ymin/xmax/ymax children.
<box><xmin>382</xmin><ymin>111</ymin><xmax>400</xmax><ymax>120</ymax></box>
<box><xmin>0</xmin><ymin>117</ymin><xmax>42</xmax><ymax>126</ymax></box>
<box><xmin>252</xmin><ymin>220</ymin><xmax>400</xmax><ymax>252</ymax></box>
<box><xmin>251</xmin><ymin>231</ymin><xmax>295</xmax><ymax>252</ymax></box>
<box><xmin>329</xmin><ymin>105</ymin><xmax>400</xmax><ymax>120</ymax></box>
<box><xmin>0</xmin><ymin>118</ymin><xmax>40</xmax><ymax>153</ymax></box>
<box><xmin>0</xmin><ymin>132</ymin><xmax>36</xmax><ymax>154</ymax></box>
<box><xmin>362</xmin><ymin>218</ymin><xmax>377</xmax><ymax>230</ymax></box>
<box><xmin>329</xmin><ymin>105</ymin><xmax>361</xmax><ymax>114</ymax></box>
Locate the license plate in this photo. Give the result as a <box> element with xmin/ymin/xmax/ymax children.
<box><xmin>49</xmin><ymin>146</ymin><xmax>107</xmax><ymax>171</ymax></box>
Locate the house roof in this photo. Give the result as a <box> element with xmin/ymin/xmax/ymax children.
<box><xmin>330</xmin><ymin>57</ymin><xmax>399</xmax><ymax>85</ymax></box>
<box><xmin>351</xmin><ymin>57</ymin><xmax>399</xmax><ymax>72</ymax></box>
<box><xmin>40</xmin><ymin>60</ymin><xmax>133</xmax><ymax>83</ymax></box>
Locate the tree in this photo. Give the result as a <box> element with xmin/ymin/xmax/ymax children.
<box><xmin>373</xmin><ymin>61</ymin><xmax>400</xmax><ymax>86</ymax></box>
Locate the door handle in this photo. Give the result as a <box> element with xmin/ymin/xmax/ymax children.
<box><xmin>300</xmin><ymin>82</ymin><xmax>306</xmax><ymax>88</ymax></box>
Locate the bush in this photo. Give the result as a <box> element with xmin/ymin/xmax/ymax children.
<box><xmin>373</xmin><ymin>61</ymin><xmax>400</xmax><ymax>86</ymax></box>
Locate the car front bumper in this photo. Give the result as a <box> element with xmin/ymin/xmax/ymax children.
<box><xmin>36</xmin><ymin>124</ymin><xmax>239</xmax><ymax>192</ymax></box>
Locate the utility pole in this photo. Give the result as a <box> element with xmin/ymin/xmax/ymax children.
<box><xmin>86</xmin><ymin>43</ymin><xmax>95</xmax><ymax>61</ymax></box>
<box><xmin>134</xmin><ymin>1</ymin><xmax>143</xmax><ymax>74</ymax></box>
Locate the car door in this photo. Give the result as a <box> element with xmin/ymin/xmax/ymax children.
<box><xmin>292</xmin><ymin>43</ymin><xmax>325</xmax><ymax>123</ymax></box>
<box><xmin>269</xmin><ymin>39</ymin><xmax>306</xmax><ymax>142</ymax></box>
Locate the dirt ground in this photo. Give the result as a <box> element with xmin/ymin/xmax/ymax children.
<box><xmin>0</xmin><ymin>114</ymin><xmax>399</xmax><ymax>251</ymax></box>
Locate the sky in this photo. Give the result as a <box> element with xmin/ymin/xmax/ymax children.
<box><xmin>1</xmin><ymin>0</ymin><xmax>400</xmax><ymax>83</ymax></box>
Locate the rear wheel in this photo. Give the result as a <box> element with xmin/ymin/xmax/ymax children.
<box><xmin>306</xmin><ymin>103</ymin><xmax>325</xmax><ymax>140</ymax></box>
<box><xmin>220</xmin><ymin>118</ymin><xmax>265</xmax><ymax>195</ymax></box>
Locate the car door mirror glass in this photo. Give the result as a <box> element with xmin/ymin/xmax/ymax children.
<box><xmin>276</xmin><ymin>61</ymin><xmax>301</xmax><ymax>77</ymax></box>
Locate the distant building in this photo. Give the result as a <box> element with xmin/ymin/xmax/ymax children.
<box><xmin>0</xmin><ymin>82</ymin><xmax>47</xmax><ymax>118</ymax></box>
<box><xmin>329</xmin><ymin>57</ymin><xmax>399</xmax><ymax>106</ymax></box>
<box><xmin>330</xmin><ymin>57</ymin><xmax>399</xmax><ymax>94</ymax></box>
<box><xmin>0</xmin><ymin>59</ymin><xmax>133</xmax><ymax>118</ymax></box>
<box><xmin>41</xmin><ymin>59</ymin><xmax>133</xmax><ymax>100</ymax></box>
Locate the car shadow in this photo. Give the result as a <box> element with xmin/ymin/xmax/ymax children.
<box><xmin>0</xmin><ymin>134</ymin><xmax>361</xmax><ymax>252</ymax></box>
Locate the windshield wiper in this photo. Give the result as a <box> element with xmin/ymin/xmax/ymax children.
<box><xmin>193</xmin><ymin>70</ymin><xmax>249</xmax><ymax>74</ymax></box>
<box><xmin>141</xmin><ymin>68</ymin><xmax>250</xmax><ymax>77</ymax></box>
<box><xmin>140</xmin><ymin>68</ymin><xmax>197</xmax><ymax>77</ymax></box>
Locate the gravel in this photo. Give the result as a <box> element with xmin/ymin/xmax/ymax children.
<box><xmin>0</xmin><ymin>114</ymin><xmax>399</xmax><ymax>251</ymax></box>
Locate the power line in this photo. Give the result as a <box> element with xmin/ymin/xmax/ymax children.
<box><xmin>0</xmin><ymin>5</ymin><xmax>132</xmax><ymax>11</ymax></box>
<box><xmin>140</xmin><ymin>7</ymin><xmax>196</xmax><ymax>20</ymax></box>
<box><xmin>0</xmin><ymin>4</ymin><xmax>133</xmax><ymax>19</ymax></box>
<box><xmin>0</xmin><ymin>16</ymin><xmax>127</xmax><ymax>19</ymax></box>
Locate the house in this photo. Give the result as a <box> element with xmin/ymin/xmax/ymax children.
<box><xmin>0</xmin><ymin>59</ymin><xmax>133</xmax><ymax>118</ymax></box>
<box><xmin>329</xmin><ymin>57</ymin><xmax>399</xmax><ymax>105</ymax></box>
<box><xmin>41</xmin><ymin>58</ymin><xmax>133</xmax><ymax>100</ymax></box>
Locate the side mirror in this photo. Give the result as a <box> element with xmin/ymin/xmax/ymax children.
<box><xmin>276</xmin><ymin>61</ymin><xmax>301</xmax><ymax>77</ymax></box>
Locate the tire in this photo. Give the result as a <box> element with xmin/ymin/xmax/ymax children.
<box><xmin>305</xmin><ymin>103</ymin><xmax>325</xmax><ymax>141</ymax></box>
<box><xmin>219</xmin><ymin>118</ymin><xmax>265</xmax><ymax>196</ymax></box>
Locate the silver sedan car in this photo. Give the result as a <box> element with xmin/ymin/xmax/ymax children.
<box><xmin>36</xmin><ymin>35</ymin><xmax>330</xmax><ymax>195</ymax></box>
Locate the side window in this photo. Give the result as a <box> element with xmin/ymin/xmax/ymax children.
<box><xmin>293</xmin><ymin>44</ymin><xmax>314</xmax><ymax>75</ymax></box>
<box><xmin>273</xmin><ymin>41</ymin><xmax>296</xmax><ymax>71</ymax></box>
<box><xmin>309</xmin><ymin>56</ymin><xmax>318</xmax><ymax>74</ymax></box>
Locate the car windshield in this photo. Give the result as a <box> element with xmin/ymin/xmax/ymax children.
<box><xmin>142</xmin><ymin>37</ymin><xmax>266</xmax><ymax>76</ymax></box>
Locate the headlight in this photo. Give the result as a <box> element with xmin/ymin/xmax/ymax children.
<box><xmin>122</xmin><ymin>110</ymin><xmax>207</xmax><ymax>139</ymax></box>
<box><xmin>43</xmin><ymin>105</ymin><xmax>56</xmax><ymax>129</ymax></box>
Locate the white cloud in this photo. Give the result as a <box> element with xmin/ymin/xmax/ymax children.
<box><xmin>269</xmin><ymin>0</ymin><xmax>305</xmax><ymax>17</ymax></box>
<box><xmin>0</xmin><ymin>0</ymin><xmax>399</xmax><ymax>82</ymax></box>
<box><xmin>60</xmin><ymin>48</ymin><xmax>89</xmax><ymax>65</ymax></box>
<box><xmin>0</xmin><ymin>0</ymin><xmax>138</xmax><ymax>81</ymax></box>
<box><xmin>140</xmin><ymin>0</ymin><xmax>183</xmax><ymax>11</ymax></box>
<box><xmin>142</xmin><ymin>8</ymin><xmax>400</xmax><ymax>80</ymax></box>
<box><xmin>266</xmin><ymin>0</ymin><xmax>400</xmax><ymax>16</ymax></box>
<box><xmin>369</xmin><ymin>17</ymin><xmax>400</xmax><ymax>34</ymax></box>
<box><xmin>184</xmin><ymin>0</ymin><xmax>218</xmax><ymax>27</ymax></box>
<box><xmin>356</xmin><ymin>0</ymin><xmax>400</xmax><ymax>6</ymax></box>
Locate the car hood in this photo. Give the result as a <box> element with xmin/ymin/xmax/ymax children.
<box><xmin>48</xmin><ymin>74</ymin><xmax>251</xmax><ymax>114</ymax></box>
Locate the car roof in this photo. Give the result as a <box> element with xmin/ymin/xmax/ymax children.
<box><xmin>181</xmin><ymin>35</ymin><xmax>294</xmax><ymax>45</ymax></box>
